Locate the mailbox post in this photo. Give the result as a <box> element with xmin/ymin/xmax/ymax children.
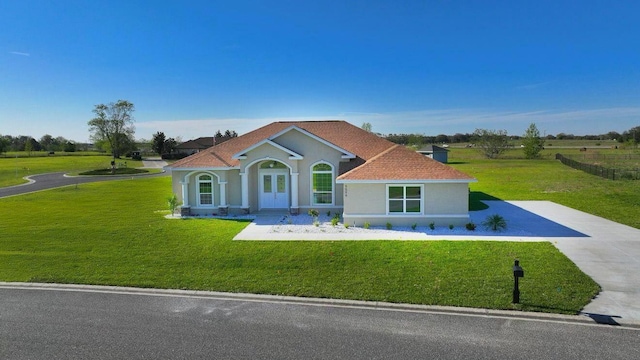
<box><xmin>512</xmin><ymin>260</ymin><xmax>524</xmax><ymax>303</ymax></box>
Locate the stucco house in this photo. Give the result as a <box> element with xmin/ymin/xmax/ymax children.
<box><xmin>168</xmin><ymin>121</ymin><xmax>476</xmax><ymax>226</ymax></box>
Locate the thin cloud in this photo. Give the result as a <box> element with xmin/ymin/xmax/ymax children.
<box><xmin>9</xmin><ymin>51</ymin><xmax>30</xmax><ymax>56</ymax></box>
<box><xmin>137</xmin><ymin>107</ymin><xmax>640</xmax><ymax>140</ymax></box>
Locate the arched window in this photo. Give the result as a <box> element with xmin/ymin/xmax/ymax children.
<box><xmin>311</xmin><ymin>162</ymin><xmax>333</xmax><ymax>205</ymax></box>
<box><xmin>197</xmin><ymin>174</ymin><xmax>214</xmax><ymax>206</ymax></box>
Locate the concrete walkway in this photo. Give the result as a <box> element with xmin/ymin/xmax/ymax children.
<box><xmin>234</xmin><ymin>201</ymin><xmax>640</xmax><ymax>326</ymax></box>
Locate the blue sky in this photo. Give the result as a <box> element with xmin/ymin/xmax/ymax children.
<box><xmin>2</xmin><ymin>0</ymin><xmax>639</xmax><ymax>142</ymax></box>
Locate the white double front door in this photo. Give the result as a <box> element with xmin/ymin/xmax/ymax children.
<box><xmin>259</xmin><ymin>170</ymin><xmax>289</xmax><ymax>209</ymax></box>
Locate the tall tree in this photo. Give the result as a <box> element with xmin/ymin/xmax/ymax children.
<box><xmin>88</xmin><ymin>100</ymin><xmax>135</xmax><ymax>172</ymax></box>
<box><xmin>39</xmin><ymin>134</ymin><xmax>55</xmax><ymax>151</ymax></box>
<box><xmin>522</xmin><ymin>123</ymin><xmax>545</xmax><ymax>159</ymax></box>
<box><xmin>472</xmin><ymin>129</ymin><xmax>511</xmax><ymax>159</ymax></box>
<box><xmin>152</xmin><ymin>131</ymin><xmax>166</xmax><ymax>155</ymax></box>
<box><xmin>361</xmin><ymin>122</ymin><xmax>372</xmax><ymax>132</ymax></box>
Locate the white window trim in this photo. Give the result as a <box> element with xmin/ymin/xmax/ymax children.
<box><xmin>310</xmin><ymin>161</ymin><xmax>334</xmax><ymax>206</ymax></box>
<box><xmin>386</xmin><ymin>184</ymin><xmax>424</xmax><ymax>215</ymax></box>
<box><xmin>197</xmin><ymin>174</ymin><xmax>215</xmax><ymax>207</ymax></box>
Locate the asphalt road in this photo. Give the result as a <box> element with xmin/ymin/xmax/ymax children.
<box><xmin>0</xmin><ymin>171</ymin><xmax>168</xmax><ymax>198</ymax></box>
<box><xmin>1</xmin><ymin>285</ymin><xmax>638</xmax><ymax>360</ymax></box>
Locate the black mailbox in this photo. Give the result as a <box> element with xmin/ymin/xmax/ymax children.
<box><xmin>513</xmin><ymin>260</ymin><xmax>524</xmax><ymax>278</ymax></box>
<box><xmin>512</xmin><ymin>260</ymin><xmax>524</xmax><ymax>303</ymax></box>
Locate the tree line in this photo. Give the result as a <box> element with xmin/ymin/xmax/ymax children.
<box><xmin>0</xmin><ymin>134</ymin><xmax>79</xmax><ymax>154</ymax></box>
<box><xmin>384</xmin><ymin>128</ymin><xmax>638</xmax><ymax>146</ymax></box>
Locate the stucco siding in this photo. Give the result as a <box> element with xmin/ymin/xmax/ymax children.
<box><xmin>342</xmin><ymin>182</ymin><xmax>470</xmax><ymax>227</ymax></box>
<box><xmin>424</xmin><ymin>183</ymin><xmax>468</xmax><ymax>215</ymax></box>
<box><xmin>226</xmin><ymin>169</ymin><xmax>242</xmax><ymax>207</ymax></box>
<box><xmin>342</xmin><ymin>183</ymin><xmax>387</xmax><ymax>214</ymax></box>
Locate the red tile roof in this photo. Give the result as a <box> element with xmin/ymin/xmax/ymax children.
<box><xmin>169</xmin><ymin>120</ymin><xmax>474</xmax><ymax>181</ymax></box>
<box><xmin>336</xmin><ymin>144</ymin><xmax>474</xmax><ymax>181</ymax></box>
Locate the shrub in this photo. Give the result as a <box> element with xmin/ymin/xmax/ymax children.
<box><xmin>465</xmin><ymin>222</ymin><xmax>477</xmax><ymax>231</ymax></box>
<box><xmin>449</xmin><ymin>224</ymin><xmax>454</xmax><ymax>230</ymax></box>
<box><xmin>482</xmin><ymin>214</ymin><xmax>507</xmax><ymax>231</ymax></box>
<box><xmin>386</xmin><ymin>222</ymin><xmax>392</xmax><ymax>230</ymax></box>
<box><xmin>344</xmin><ymin>223</ymin><xmax>350</xmax><ymax>229</ymax></box>
<box><xmin>364</xmin><ymin>222</ymin><xmax>370</xmax><ymax>229</ymax></box>
<box><xmin>411</xmin><ymin>223</ymin><xmax>417</xmax><ymax>230</ymax></box>
<box><xmin>308</xmin><ymin>209</ymin><xmax>319</xmax><ymax>224</ymax></box>
<box><xmin>331</xmin><ymin>217</ymin><xmax>339</xmax><ymax>226</ymax></box>
<box><xmin>429</xmin><ymin>222</ymin><xmax>435</xmax><ymax>230</ymax></box>
<box><xmin>326</xmin><ymin>210</ymin><xmax>331</xmax><ymax>217</ymax></box>
<box><xmin>167</xmin><ymin>194</ymin><xmax>180</xmax><ymax>215</ymax></box>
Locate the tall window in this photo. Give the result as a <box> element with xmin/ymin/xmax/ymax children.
<box><xmin>388</xmin><ymin>185</ymin><xmax>422</xmax><ymax>213</ymax></box>
<box><xmin>312</xmin><ymin>163</ymin><xmax>333</xmax><ymax>205</ymax></box>
<box><xmin>197</xmin><ymin>174</ymin><xmax>214</xmax><ymax>206</ymax></box>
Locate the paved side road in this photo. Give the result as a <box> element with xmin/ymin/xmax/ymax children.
<box><xmin>0</xmin><ymin>171</ymin><xmax>169</xmax><ymax>198</ymax></box>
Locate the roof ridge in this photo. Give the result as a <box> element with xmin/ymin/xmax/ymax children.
<box><xmin>337</xmin><ymin>143</ymin><xmax>398</xmax><ymax>179</ymax></box>
<box><xmin>363</xmin><ymin>143</ymin><xmax>399</xmax><ymax>162</ymax></box>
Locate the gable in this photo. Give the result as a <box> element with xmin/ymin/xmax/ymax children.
<box><xmin>232</xmin><ymin>139</ymin><xmax>303</xmax><ymax>160</ymax></box>
<box><xmin>269</xmin><ymin>125</ymin><xmax>355</xmax><ymax>159</ymax></box>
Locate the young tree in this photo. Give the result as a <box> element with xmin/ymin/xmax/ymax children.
<box><xmin>472</xmin><ymin>129</ymin><xmax>511</xmax><ymax>159</ymax></box>
<box><xmin>88</xmin><ymin>100</ymin><xmax>135</xmax><ymax>173</ymax></box>
<box><xmin>24</xmin><ymin>137</ymin><xmax>33</xmax><ymax>156</ymax></box>
<box><xmin>152</xmin><ymin>131</ymin><xmax>166</xmax><ymax>155</ymax></box>
<box><xmin>522</xmin><ymin>123</ymin><xmax>545</xmax><ymax>159</ymax></box>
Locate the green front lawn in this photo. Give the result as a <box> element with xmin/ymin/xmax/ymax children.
<box><xmin>0</xmin><ymin>176</ymin><xmax>599</xmax><ymax>314</ymax></box>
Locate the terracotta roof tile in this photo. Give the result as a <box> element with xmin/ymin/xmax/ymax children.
<box><xmin>169</xmin><ymin>120</ymin><xmax>475</xmax><ymax>182</ymax></box>
<box><xmin>336</xmin><ymin>144</ymin><xmax>475</xmax><ymax>181</ymax></box>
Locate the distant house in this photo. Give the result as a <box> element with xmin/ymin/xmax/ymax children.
<box><xmin>168</xmin><ymin>121</ymin><xmax>476</xmax><ymax>226</ymax></box>
<box><xmin>175</xmin><ymin>136</ymin><xmax>235</xmax><ymax>155</ymax></box>
<box><xmin>175</xmin><ymin>137</ymin><xmax>215</xmax><ymax>155</ymax></box>
<box><xmin>417</xmin><ymin>145</ymin><xmax>449</xmax><ymax>163</ymax></box>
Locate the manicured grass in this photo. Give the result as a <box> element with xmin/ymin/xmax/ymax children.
<box><xmin>0</xmin><ymin>176</ymin><xmax>599</xmax><ymax>314</ymax></box>
<box><xmin>450</xmin><ymin>148</ymin><xmax>640</xmax><ymax>229</ymax></box>
<box><xmin>0</xmin><ymin>154</ymin><xmax>144</xmax><ymax>187</ymax></box>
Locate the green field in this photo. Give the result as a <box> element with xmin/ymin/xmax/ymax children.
<box><xmin>448</xmin><ymin>148</ymin><xmax>640</xmax><ymax>229</ymax></box>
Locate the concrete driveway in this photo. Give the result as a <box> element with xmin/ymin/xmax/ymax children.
<box><xmin>511</xmin><ymin>201</ymin><xmax>640</xmax><ymax>326</ymax></box>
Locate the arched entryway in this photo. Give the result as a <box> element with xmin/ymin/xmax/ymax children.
<box><xmin>258</xmin><ymin>161</ymin><xmax>289</xmax><ymax>210</ymax></box>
